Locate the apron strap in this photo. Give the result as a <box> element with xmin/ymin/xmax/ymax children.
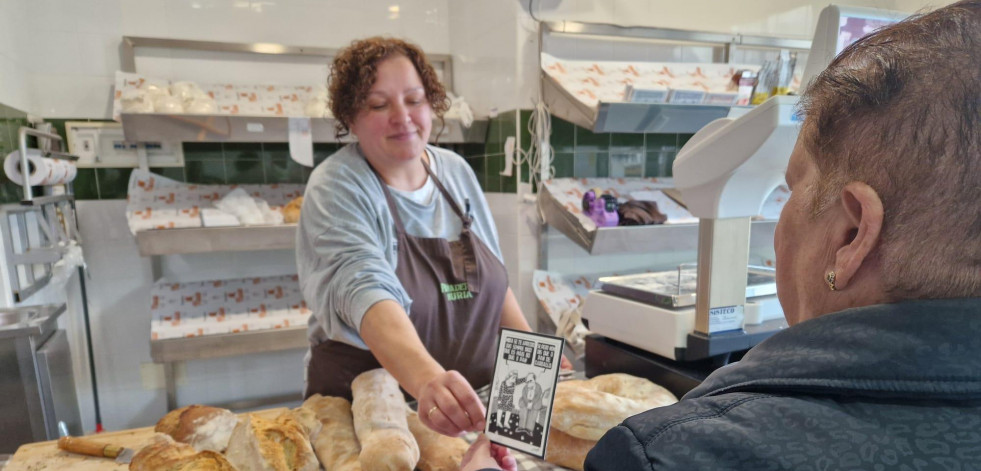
<box><xmin>366</xmin><ymin>148</ymin><xmax>484</xmax><ymax>293</ymax></box>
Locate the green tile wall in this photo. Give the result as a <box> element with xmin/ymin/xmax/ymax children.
<box><xmin>62</xmin><ymin>133</ymin><xmax>472</xmax><ymax>200</ymax></box>
<box><xmin>0</xmin><ymin>104</ymin><xmax>32</xmax><ymax>204</ymax></box>
<box><xmin>459</xmin><ymin>109</ymin><xmax>693</xmax><ymax>193</ymax></box>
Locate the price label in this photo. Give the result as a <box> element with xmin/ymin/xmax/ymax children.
<box><xmin>709</xmin><ymin>305</ymin><xmax>744</xmax><ymax>333</ymax></box>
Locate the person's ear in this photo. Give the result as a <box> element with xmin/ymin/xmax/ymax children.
<box><xmin>830</xmin><ymin>182</ymin><xmax>883</xmax><ymax>289</ymax></box>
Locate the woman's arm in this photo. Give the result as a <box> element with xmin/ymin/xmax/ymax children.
<box><xmin>360</xmin><ymin>299</ymin><xmax>486</xmax><ymax>436</ymax></box>
<box><xmin>499</xmin><ymin>288</ymin><xmax>574</xmax><ymax>370</ymax></box>
<box><xmin>499</xmin><ymin>288</ymin><xmax>532</xmax><ymax>331</ymax></box>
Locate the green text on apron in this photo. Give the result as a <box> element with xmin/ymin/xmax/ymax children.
<box><xmin>305</xmin><ymin>160</ymin><xmax>507</xmax><ymax>400</ymax></box>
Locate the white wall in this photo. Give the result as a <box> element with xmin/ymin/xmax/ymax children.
<box><xmin>0</xmin><ymin>0</ymin><xmax>33</xmax><ymax>112</ymax></box>
<box><xmin>26</xmin><ymin>0</ymin><xmax>451</xmax><ymax>119</ymax></box>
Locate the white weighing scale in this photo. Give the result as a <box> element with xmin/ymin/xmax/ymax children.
<box><xmin>582</xmin><ymin>95</ymin><xmax>798</xmax><ymax>362</ymax></box>
<box><xmin>581</xmin><ymin>5</ymin><xmax>908</xmax><ymax>383</ymax></box>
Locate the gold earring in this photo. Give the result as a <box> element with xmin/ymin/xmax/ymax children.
<box><xmin>826</xmin><ymin>271</ymin><xmax>837</xmax><ymax>291</ymax></box>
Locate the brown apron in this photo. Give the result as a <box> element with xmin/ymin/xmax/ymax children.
<box><xmin>304</xmin><ymin>160</ymin><xmax>507</xmax><ymax>400</ymax></box>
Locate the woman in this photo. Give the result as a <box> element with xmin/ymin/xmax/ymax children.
<box><xmin>297</xmin><ymin>37</ymin><xmax>545</xmax><ymax>444</ymax></box>
<box><xmin>463</xmin><ymin>1</ymin><xmax>981</xmax><ymax>469</ymax></box>
<box><xmin>491</xmin><ymin>371</ymin><xmax>527</xmax><ymax>430</ymax></box>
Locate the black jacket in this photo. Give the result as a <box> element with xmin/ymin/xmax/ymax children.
<box><xmin>585</xmin><ymin>298</ymin><xmax>981</xmax><ymax>470</ymax></box>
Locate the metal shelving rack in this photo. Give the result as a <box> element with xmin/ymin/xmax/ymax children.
<box><xmin>539</xmin><ymin>21</ymin><xmax>811</xmax><ymax>134</ymax></box>
<box><xmin>115</xmin><ymin>37</ymin><xmax>390</xmax><ymax>410</ymax></box>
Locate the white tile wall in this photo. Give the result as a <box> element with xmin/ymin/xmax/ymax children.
<box><xmin>16</xmin><ymin>0</ymin><xmax>452</xmax><ymax>118</ymax></box>
<box><xmin>0</xmin><ymin>0</ymin><xmax>32</xmax><ymax>112</ymax></box>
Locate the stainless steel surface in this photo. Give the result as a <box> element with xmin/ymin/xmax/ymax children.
<box><xmin>599</xmin><ymin>266</ymin><xmax>777</xmax><ymax>308</ymax></box>
<box><xmin>120</xmin><ymin>36</ymin><xmax>455</xmax><ymax>94</ymax></box>
<box><xmin>150</xmin><ymin>326</ymin><xmax>308</xmax><ymax>363</ymax></box>
<box><xmin>136</xmin><ymin>225</ymin><xmax>298</xmax><ymax>256</ymax></box>
<box><xmin>120</xmin><ymin>113</ymin><xmax>486</xmax><ymax>144</ymax></box>
<box><xmin>1</xmin><ymin>195</ymin><xmax>80</xmax><ymax>303</ymax></box>
<box><xmin>36</xmin><ymin>330</ymin><xmax>82</xmax><ymax>439</ymax></box>
<box><xmin>0</xmin><ymin>305</ymin><xmax>76</xmax><ymax>454</ymax></box>
<box><xmin>152</xmin><ymin>326</ymin><xmax>307</xmax><ymax>411</ymax></box>
<box><xmin>537</xmin><ymin>181</ymin><xmax>777</xmax><ymax>255</ymax></box>
<box><xmin>594</xmin><ymin>102</ymin><xmax>734</xmax><ymax>134</ymax></box>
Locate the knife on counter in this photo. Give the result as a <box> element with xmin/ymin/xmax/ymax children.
<box><xmin>57</xmin><ymin>436</ymin><xmax>135</xmax><ymax>464</ymax></box>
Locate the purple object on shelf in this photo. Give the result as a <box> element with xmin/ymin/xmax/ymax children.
<box><xmin>582</xmin><ymin>189</ymin><xmax>619</xmax><ymax>227</ymax></box>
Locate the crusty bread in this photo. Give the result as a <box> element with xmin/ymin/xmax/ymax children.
<box><xmin>129</xmin><ymin>433</ymin><xmax>236</xmax><ymax>471</ymax></box>
<box><xmin>351</xmin><ymin>369</ymin><xmax>419</xmax><ymax>471</ymax></box>
<box><xmin>224</xmin><ymin>413</ymin><xmax>319</xmax><ymax>471</ymax></box>
<box><xmin>283</xmin><ymin>197</ymin><xmax>303</xmax><ymax>224</ymax></box>
<box><xmin>301</xmin><ymin>394</ymin><xmax>362</xmax><ymax>471</ymax></box>
<box><xmin>544</xmin><ymin>428</ymin><xmax>595</xmax><ymax>471</ymax></box>
<box><xmin>406</xmin><ymin>411</ymin><xmax>468</xmax><ymax>471</ymax></box>
<box><xmin>551</xmin><ymin>373</ymin><xmax>677</xmax><ymax>441</ymax></box>
<box><xmin>154</xmin><ymin>405</ymin><xmax>238</xmax><ymax>453</ymax></box>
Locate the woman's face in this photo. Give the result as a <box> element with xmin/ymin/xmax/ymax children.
<box><xmin>774</xmin><ymin>139</ymin><xmax>837</xmax><ymax>325</ymax></box>
<box><xmin>350</xmin><ymin>55</ymin><xmax>432</xmax><ymax>165</ymax></box>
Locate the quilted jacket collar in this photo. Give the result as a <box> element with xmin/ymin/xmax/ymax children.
<box><xmin>686</xmin><ymin>298</ymin><xmax>981</xmax><ymax>400</ymax></box>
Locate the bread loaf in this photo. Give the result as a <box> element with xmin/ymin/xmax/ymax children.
<box><xmin>301</xmin><ymin>394</ymin><xmax>362</xmax><ymax>471</ymax></box>
<box><xmin>406</xmin><ymin>411</ymin><xmax>468</xmax><ymax>471</ymax></box>
<box><xmin>129</xmin><ymin>433</ymin><xmax>236</xmax><ymax>471</ymax></box>
<box><xmin>544</xmin><ymin>428</ymin><xmax>595</xmax><ymax>471</ymax></box>
<box><xmin>551</xmin><ymin>373</ymin><xmax>677</xmax><ymax>441</ymax></box>
<box><xmin>351</xmin><ymin>369</ymin><xmax>419</xmax><ymax>471</ymax></box>
<box><xmin>224</xmin><ymin>412</ymin><xmax>319</xmax><ymax>471</ymax></box>
<box><xmin>283</xmin><ymin>197</ymin><xmax>303</xmax><ymax>224</ymax></box>
<box><xmin>155</xmin><ymin>405</ymin><xmax>239</xmax><ymax>453</ymax></box>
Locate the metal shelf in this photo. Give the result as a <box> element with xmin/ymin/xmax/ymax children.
<box><xmin>540</xmin><ymin>20</ymin><xmax>810</xmax><ymax>134</ymax></box>
<box><xmin>136</xmin><ymin>224</ymin><xmax>297</xmax><ymax>256</ymax></box>
<box><xmin>538</xmin><ymin>183</ymin><xmax>776</xmax><ymax>255</ymax></box>
<box><xmin>542</xmin><ymin>72</ymin><xmax>741</xmax><ymax>134</ymax></box>
<box><xmin>120</xmin><ymin>113</ymin><xmax>487</xmax><ymax>144</ymax></box>
<box><xmin>150</xmin><ymin>325</ymin><xmax>308</xmax><ymax>363</ymax></box>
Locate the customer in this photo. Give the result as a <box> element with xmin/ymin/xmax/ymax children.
<box><xmin>464</xmin><ymin>1</ymin><xmax>981</xmax><ymax>469</ymax></box>
<box><xmin>297</xmin><ymin>37</ymin><xmax>558</xmax><ymax>443</ymax></box>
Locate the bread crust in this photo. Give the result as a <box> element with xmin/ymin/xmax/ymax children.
<box><xmin>351</xmin><ymin>369</ymin><xmax>420</xmax><ymax>471</ymax></box>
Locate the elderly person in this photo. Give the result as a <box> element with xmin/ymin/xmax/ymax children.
<box><xmin>297</xmin><ymin>37</ymin><xmax>554</xmax><ymax>452</ymax></box>
<box><xmin>463</xmin><ymin>1</ymin><xmax>981</xmax><ymax>469</ymax></box>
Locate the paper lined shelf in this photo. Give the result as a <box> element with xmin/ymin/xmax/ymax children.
<box><xmin>150</xmin><ymin>274</ymin><xmax>310</xmax><ymax>341</ymax></box>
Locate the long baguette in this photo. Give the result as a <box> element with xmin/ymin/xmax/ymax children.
<box><xmin>301</xmin><ymin>394</ymin><xmax>362</xmax><ymax>471</ymax></box>
<box><xmin>351</xmin><ymin>369</ymin><xmax>420</xmax><ymax>471</ymax></box>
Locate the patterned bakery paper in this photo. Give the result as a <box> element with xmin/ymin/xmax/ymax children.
<box><xmin>150</xmin><ymin>274</ymin><xmax>309</xmax><ymax>340</ymax></box>
<box><xmin>126</xmin><ymin>169</ymin><xmax>304</xmax><ymax>235</ymax></box>
<box><xmin>116</xmin><ymin>72</ymin><xmax>326</xmax><ymax>120</ymax></box>
<box><xmin>541</xmin><ymin>53</ymin><xmax>760</xmax><ymax>109</ymax></box>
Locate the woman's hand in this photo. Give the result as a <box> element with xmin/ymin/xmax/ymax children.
<box><xmin>461</xmin><ymin>435</ymin><xmax>517</xmax><ymax>471</ymax></box>
<box><xmin>417</xmin><ymin>370</ymin><xmax>486</xmax><ymax>437</ymax></box>
<box><xmin>561</xmin><ymin>354</ymin><xmax>574</xmax><ymax>371</ymax></box>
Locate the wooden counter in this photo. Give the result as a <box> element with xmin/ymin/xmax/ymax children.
<box><xmin>6</xmin><ymin>408</ymin><xmax>286</xmax><ymax>471</ymax></box>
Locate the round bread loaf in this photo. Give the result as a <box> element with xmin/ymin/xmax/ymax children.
<box><xmin>544</xmin><ymin>428</ymin><xmax>595</xmax><ymax>471</ymax></box>
<box><xmin>130</xmin><ymin>433</ymin><xmax>236</xmax><ymax>471</ymax></box>
<box><xmin>154</xmin><ymin>404</ymin><xmax>238</xmax><ymax>453</ymax></box>
<box><xmin>550</xmin><ymin>373</ymin><xmax>676</xmax><ymax>441</ymax></box>
<box><xmin>283</xmin><ymin>196</ymin><xmax>303</xmax><ymax>224</ymax></box>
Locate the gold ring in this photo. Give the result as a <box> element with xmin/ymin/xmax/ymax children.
<box><xmin>427</xmin><ymin>406</ymin><xmax>439</xmax><ymax>418</ymax></box>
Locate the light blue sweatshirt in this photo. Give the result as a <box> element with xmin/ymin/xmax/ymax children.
<box><xmin>297</xmin><ymin>143</ymin><xmax>503</xmax><ymax>350</ymax></box>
